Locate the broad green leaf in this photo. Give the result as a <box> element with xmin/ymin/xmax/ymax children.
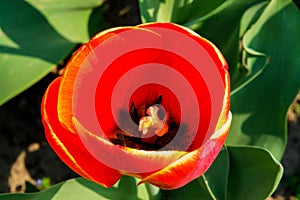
<box><xmin>27</xmin><ymin>0</ymin><xmax>103</xmax><ymax>43</ymax></box>
<box><xmin>139</xmin><ymin>0</ymin><xmax>177</xmax><ymax>23</ymax></box>
<box><xmin>239</xmin><ymin>1</ymin><xmax>268</xmax><ymax>37</ymax></box>
<box><xmin>230</xmin><ymin>1</ymin><xmax>269</xmax><ymax>92</ymax></box>
<box><xmin>227</xmin><ymin>146</ymin><xmax>283</xmax><ymax>200</ymax></box>
<box><xmin>164</xmin><ymin>146</ymin><xmax>282</xmax><ymax>200</ymax></box>
<box><xmin>138</xmin><ymin>0</ymin><xmax>226</xmax><ymax>24</ymax></box>
<box><xmin>227</xmin><ymin>0</ymin><xmax>300</xmax><ymax>160</ymax></box>
<box><xmin>230</xmin><ymin>40</ymin><xmax>269</xmax><ymax>94</ymax></box>
<box><xmin>159</xmin><ymin>177</ymin><xmax>215</xmax><ymax>200</ymax></box>
<box><xmin>0</xmin><ymin>147</ymin><xmax>282</xmax><ymax>200</ymax></box>
<box><xmin>204</xmin><ymin>146</ymin><xmax>282</xmax><ymax>200</ymax></box>
<box><xmin>204</xmin><ymin>147</ymin><xmax>230</xmax><ymax>200</ymax></box>
<box><xmin>0</xmin><ymin>176</ymin><xmax>152</xmax><ymax>200</ymax></box>
<box><xmin>143</xmin><ymin>184</ymin><xmax>160</xmax><ymax>200</ymax></box>
<box><xmin>184</xmin><ymin>0</ymin><xmax>267</xmax><ymax>77</ymax></box>
<box><xmin>0</xmin><ymin>0</ymin><xmax>105</xmax><ymax>105</ymax></box>
<box><xmin>139</xmin><ymin>0</ymin><xmax>265</xmax><ymax>69</ymax></box>
<box><xmin>0</xmin><ymin>0</ymin><xmax>74</xmax><ymax>105</ymax></box>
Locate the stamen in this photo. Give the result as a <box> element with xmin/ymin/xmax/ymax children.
<box><xmin>139</xmin><ymin>105</ymin><xmax>168</xmax><ymax>143</ymax></box>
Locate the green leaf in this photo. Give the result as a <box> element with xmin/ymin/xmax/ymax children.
<box><xmin>27</xmin><ymin>0</ymin><xmax>104</xmax><ymax>43</ymax></box>
<box><xmin>184</xmin><ymin>0</ymin><xmax>267</xmax><ymax>78</ymax></box>
<box><xmin>0</xmin><ymin>176</ymin><xmax>152</xmax><ymax>200</ymax></box>
<box><xmin>204</xmin><ymin>146</ymin><xmax>282</xmax><ymax>200</ymax></box>
<box><xmin>227</xmin><ymin>146</ymin><xmax>283</xmax><ymax>200</ymax></box>
<box><xmin>159</xmin><ymin>177</ymin><xmax>215</xmax><ymax>200</ymax></box>
<box><xmin>138</xmin><ymin>0</ymin><xmax>226</xmax><ymax>24</ymax></box>
<box><xmin>230</xmin><ymin>1</ymin><xmax>269</xmax><ymax>92</ymax></box>
<box><xmin>139</xmin><ymin>0</ymin><xmax>267</xmax><ymax>81</ymax></box>
<box><xmin>144</xmin><ymin>183</ymin><xmax>160</xmax><ymax>200</ymax></box>
<box><xmin>204</xmin><ymin>147</ymin><xmax>230</xmax><ymax>200</ymax></box>
<box><xmin>164</xmin><ymin>146</ymin><xmax>282</xmax><ymax>200</ymax></box>
<box><xmin>0</xmin><ymin>0</ymin><xmax>104</xmax><ymax>105</ymax></box>
<box><xmin>139</xmin><ymin>0</ymin><xmax>177</xmax><ymax>23</ymax></box>
<box><xmin>227</xmin><ymin>0</ymin><xmax>300</xmax><ymax>160</ymax></box>
<box><xmin>239</xmin><ymin>1</ymin><xmax>268</xmax><ymax>37</ymax></box>
<box><xmin>0</xmin><ymin>147</ymin><xmax>282</xmax><ymax>200</ymax></box>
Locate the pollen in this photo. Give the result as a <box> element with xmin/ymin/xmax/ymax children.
<box><xmin>138</xmin><ymin>105</ymin><xmax>169</xmax><ymax>141</ymax></box>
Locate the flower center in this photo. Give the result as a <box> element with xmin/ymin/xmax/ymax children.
<box><xmin>109</xmin><ymin>95</ymin><xmax>181</xmax><ymax>151</ymax></box>
<box><xmin>138</xmin><ymin>105</ymin><xmax>169</xmax><ymax>144</ymax></box>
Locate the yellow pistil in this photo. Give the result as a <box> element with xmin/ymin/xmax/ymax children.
<box><xmin>138</xmin><ymin>106</ymin><xmax>169</xmax><ymax>142</ymax></box>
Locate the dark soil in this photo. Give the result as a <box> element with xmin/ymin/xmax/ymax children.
<box><xmin>0</xmin><ymin>0</ymin><xmax>300</xmax><ymax>199</ymax></box>
<box><xmin>0</xmin><ymin>72</ymin><xmax>78</xmax><ymax>193</ymax></box>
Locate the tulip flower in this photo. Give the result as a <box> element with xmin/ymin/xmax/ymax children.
<box><xmin>41</xmin><ymin>22</ymin><xmax>231</xmax><ymax>189</ymax></box>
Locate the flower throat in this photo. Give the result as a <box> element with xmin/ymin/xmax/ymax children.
<box><xmin>109</xmin><ymin>95</ymin><xmax>180</xmax><ymax>151</ymax></box>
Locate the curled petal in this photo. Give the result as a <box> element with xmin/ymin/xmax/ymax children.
<box><xmin>73</xmin><ymin>117</ymin><xmax>187</xmax><ymax>174</ymax></box>
<box><xmin>138</xmin><ymin>112</ymin><xmax>232</xmax><ymax>189</ymax></box>
<box><xmin>42</xmin><ymin>78</ymin><xmax>121</xmax><ymax>187</ymax></box>
<box><xmin>215</xmin><ymin>72</ymin><xmax>231</xmax><ymax>131</ymax></box>
<box><xmin>57</xmin><ymin>27</ymin><xmax>133</xmax><ymax>133</ymax></box>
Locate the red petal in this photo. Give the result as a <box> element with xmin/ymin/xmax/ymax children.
<box><xmin>73</xmin><ymin>117</ymin><xmax>187</xmax><ymax>173</ymax></box>
<box><xmin>57</xmin><ymin>27</ymin><xmax>133</xmax><ymax>133</ymax></box>
<box><xmin>138</xmin><ymin>22</ymin><xmax>230</xmax><ymax>148</ymax></box>
<box><xmin>215</xmin><ymin>72</ymin><xmax>231</xmax><ymax>131</ymax></box>
<box><xmin>41</xmin><ymin>78</ymin><xmax>121</xmax><ymax>187</ymax></box>
<box><xmin>138</xmin><ymin>22</ymin><xmax>228</xmax><ymax>80</ymax></box>
<box><xmin>138</xmin><ymin>112</ymin><xmax>232</xmax><ymax>189</ymax></box>
<box><xmin>94</xmin><ymin>48</ymin><xmax>211</xmax><ymax>149</ymax></box>
<box><xmin>66</xmin><ymin>23</ymin><xmax>226</xmax><ymax>151</ymax></box>
<box><xmin>44</xmin><ymin>23</ymin><xmax>231</xmax><ymax>189</ymax></box>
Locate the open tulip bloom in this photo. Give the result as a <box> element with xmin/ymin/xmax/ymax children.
<box><xmin>41</xmin><ymin>22</ymin><xmax>231</xmax><ymax>190</ymax></box>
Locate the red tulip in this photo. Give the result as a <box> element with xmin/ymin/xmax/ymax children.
<box><xmin>41</xmin><ymin>22</ymin><xmax>231</xmax><ymax>189</ymax></box>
